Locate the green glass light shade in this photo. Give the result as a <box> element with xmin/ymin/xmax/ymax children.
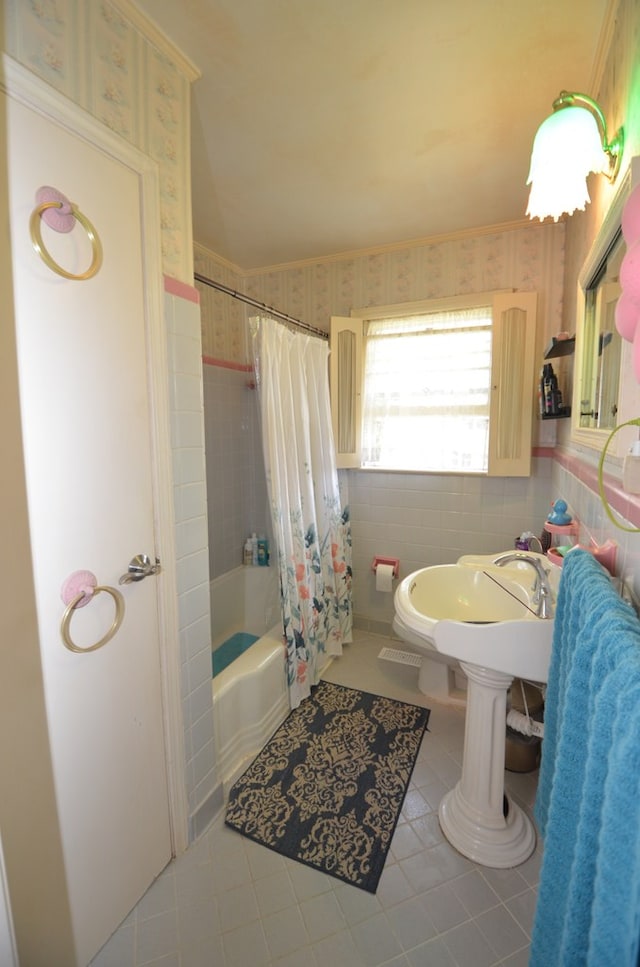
<box><xmin>526</xmin><ymin>106</ymin><xmax>607</xmax><ymax>221</ymax></box>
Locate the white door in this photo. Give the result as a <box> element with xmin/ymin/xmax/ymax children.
<box><xmin>0</xmin><ymin>833</ymin><xmax>18</xmax><ymax>967</ymax></box>
<box><xmin>5</xmin><ymin>74</ymin><xmax>173</xmax><ymax>964</ymax></box>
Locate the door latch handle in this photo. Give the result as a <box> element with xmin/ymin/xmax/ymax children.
<box><xmin>119</xmin><ymin>554</ymin><xmax>161</xmax><ymax>585</ymax></box>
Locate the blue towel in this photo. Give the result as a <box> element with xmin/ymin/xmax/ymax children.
<box><xmin>530</xmin><ymin>550</ymin><xmax>640</xmax><ymax>966</ymax></box>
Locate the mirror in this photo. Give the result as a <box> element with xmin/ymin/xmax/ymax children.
<box><xmin>572</xmin><ymin>164</ymin><xmax>634</xmax><ymax>451</ymax></box>
<box><xmin>578</xmin><ymin>229</ymin><xmax>624</xmax><ymax>430</ymax></box>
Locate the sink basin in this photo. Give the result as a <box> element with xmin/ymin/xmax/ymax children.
<box><xmin>397</xmin><ymin>562</ymin><xmax>532</xmax><ymax>623</ymax></box>
<box><xmin>394</xmin><ymin>553</ymin><xmax>558</xmax><ymax>683</ymax></box>
<box><xmin>393</xmin><ymin>551</ymin><xmax>560</xmax><ymax>867</ymax></box>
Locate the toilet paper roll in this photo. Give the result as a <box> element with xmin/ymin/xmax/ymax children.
<box><xmin>375</xmin><ymin>562</ymin><xmax>395</xmax><ymax>593</ymax></box>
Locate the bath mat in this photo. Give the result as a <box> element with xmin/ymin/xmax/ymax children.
<box><xmin>212</xmin><ymin>632</ymin><xmax>259</xmax><ymax>677</ymax></box>
<box><xmin>225</xmin><ymin>680</ymin><xmax>430</xmax><ymax>893</ymax></box>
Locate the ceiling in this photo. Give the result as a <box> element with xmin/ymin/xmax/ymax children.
<box><xmin>133</xmin><ymin>0</ymin><xmax>610</xmax><ymax>270</ymax></box>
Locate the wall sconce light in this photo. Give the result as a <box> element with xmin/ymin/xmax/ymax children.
<box><xmin>526</xmin><ymin>91</ymin><xmax>624</xmax><ymax>221</ymax></box>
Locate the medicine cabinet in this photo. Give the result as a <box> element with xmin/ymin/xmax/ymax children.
<box><xmin>577</xmin><ymin>229</ymin><xmax>623</xmax><ymax>431</ymax></box>
<box><xmin>572</xmin><ymin>161</ymin><xmax>637</xmax><ymax>456</ymax></box>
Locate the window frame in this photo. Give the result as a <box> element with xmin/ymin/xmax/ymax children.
<box><xmin>330</xmin><ymin>291</ymin><xmax>537</xmax><ymax>477</ymax></box>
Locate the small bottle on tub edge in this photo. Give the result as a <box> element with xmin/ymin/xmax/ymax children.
<box><xmin>243</xmin><ymin>538</ymin><xmax>253</xmax><ymax>566</ymax></box>
<box><xmin>257</xmin><ymin>536</ymin><xmax>269</xmax><ymax>566</ymax></box>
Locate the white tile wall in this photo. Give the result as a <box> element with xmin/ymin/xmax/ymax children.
<box><xmin>165</xmin><ymin>290</ymin><xmax>217</xmax><ymax>825</ymax></box>
<box><xmin>552</xmin><ymin>460</ymin><xmax>640</xmax><ymax>596</ymax></box>
<box><xmin>347</xmin><ymin>460</ymin><xmax>555</xmax><ymax>633</ymax></box>
<box><xmin>202</xmin><ymin>362</ymin><xmax>271</xmax><ymax>579</ymax></box>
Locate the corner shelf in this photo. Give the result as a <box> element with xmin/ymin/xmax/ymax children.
<box><xmin>544</xmin><ymin>519</ymin><xmax>579</xmax><ymax>568</ymax></box>
<box><xmin>541</xmin><ymin>407</ymin><xmax>572</xmax><ymax>420</ymax></box>
<box><xmin>544</xmin><ymin>521</ymin><xmax>579</xmax><ymax>537</ymax></box>
<box><xmin>544</xmin><ymin>336</ymin><xmax>575</xmax><ymax>359</ymax></box>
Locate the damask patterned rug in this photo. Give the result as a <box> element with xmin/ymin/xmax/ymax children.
<box><xmin>225</xmin><ymin>680</ymin><xmax>430</xmax><ymax>893</ymax></box>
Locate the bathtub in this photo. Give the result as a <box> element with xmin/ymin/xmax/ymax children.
<box><xmin>211</xmin><ymin>565</ymin><xmax>289</xmax><ymax>792</ymax></box>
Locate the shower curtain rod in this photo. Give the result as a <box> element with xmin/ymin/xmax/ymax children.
<box><xmin>194</xmin><ymin>272</ymin><xmax>329</xmax><ymax>340</ymax></box>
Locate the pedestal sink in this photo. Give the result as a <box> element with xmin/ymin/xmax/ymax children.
<box><xmin>394</xmin><ymin>553</ymin><xmax>559</xmax><ymax>868</ymax></box>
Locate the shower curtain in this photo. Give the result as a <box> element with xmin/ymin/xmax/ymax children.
<box><xmin>251</xmin><ymin>316</ymin><xmax>352</xmax><ymax>708</ymax></box>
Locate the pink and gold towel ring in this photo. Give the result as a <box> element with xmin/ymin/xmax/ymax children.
<box><xmin>60</xmin><ymin>570</ymin><xmax>124</xmax><ymax>653</ymax></box>
<box><xmin>29</xmin><ymin>185</ymin><xmax>103</xmax><ymax>281</ymax></box>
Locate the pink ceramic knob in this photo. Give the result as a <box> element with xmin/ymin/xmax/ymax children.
<box><xmin>60</xmin><ymin>570</ymin><xmax>97</xmax><ymax>608</ymax></box>
<box><xmin>35</xmin><ymin>185</ymin><xmax>75</xmax><ymax>234</ymax></box>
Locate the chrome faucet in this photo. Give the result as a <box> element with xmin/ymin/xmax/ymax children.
<box><xmin>494</xmin><ymin>552</ymin><xmax>553</xmax><ymax>619</ymax></box>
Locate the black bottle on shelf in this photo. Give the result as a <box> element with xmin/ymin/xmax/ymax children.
<box><xmin>543</xmin><ymin>364</ymin><xmax>555</xmax><ymax>416</ymax></box>
<box><xmin>540</xmin><ymin>364</ymin><xmax>551</xmax><ymax>417</ymax></box>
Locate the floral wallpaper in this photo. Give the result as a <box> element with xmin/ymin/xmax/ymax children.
<box><xmin>194</xmin><ymin>245</ymin><xmax>247</xmax><ymax>363</ymax></box>
<box><xmin>5</xmin><ymin>0</ymin><xmax>195</xmax><ymax>281</ymax></box>
<box><xmin>195</xmin><ymin>222</ymin><xmax>566</xmax><ymax>367</ymax></box>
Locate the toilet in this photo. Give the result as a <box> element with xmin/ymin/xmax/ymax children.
<box><xmin>392</xmin><ymin>612</ymin><xmax>467</xmax><ymax>707</ymax></box>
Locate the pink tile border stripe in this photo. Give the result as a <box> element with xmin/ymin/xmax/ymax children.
<box><xmin>164</xmin><ymin>274</ymin><xmax>200</xmax><ymax>303</ymax></box>
<box><xmin>202</xmin><ymin>355</ymin><xmax>254</xmax><ymax>373</ymax></box>
<box><xmin>554</xmin><ymin>448</ymin><xmax>640</xmax><ymax>531</ymax></box>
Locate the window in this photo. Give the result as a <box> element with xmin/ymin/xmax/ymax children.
<box><xmin>330</xmin><ymin>291</ymin><xmax>537</xmax><ymax>476</ymax></box>
<box><xmin>362</xmin><ymin>306</ymin><xmax>492</xmax><ymax>472</ymax></box>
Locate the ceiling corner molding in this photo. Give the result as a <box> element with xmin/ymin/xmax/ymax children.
<box><xmin>113</xmin><ymin>0</ymin><xmax>202</xmax><ymax>83</ymax></box>
<box><xmin>589</xmin><ymin>0</ymin><xmax>620</xmax><ymax>97</ymax></box>
<box><xmin>241</xmin><ymin>218</ymin><xmax>542</xmax><ymax>277</ymax></box>
<box><xmin>193</xmin><ymin>241</ymin><xmax>244</xmax><ymax>277</ymax></box>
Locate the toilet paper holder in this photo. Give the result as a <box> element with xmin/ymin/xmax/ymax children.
<box><xmin>371</xmin><ymin>556</ymin><xmax>400</xmax><ymax>579</ymax></box>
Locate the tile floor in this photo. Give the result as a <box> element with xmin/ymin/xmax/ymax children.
<box><xmin>91</xmin><ymin>631</ymin><xmax>542</xmax><ymax>967</ymax></box>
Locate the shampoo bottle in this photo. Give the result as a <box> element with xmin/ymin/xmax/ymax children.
<box><xmin>540</xmin><ymin>365</ymin><xmax>551</xmax><ymax>417</ymax></box>
<box><xmin>538</xmin><ymin>370</ymin><xmax>544</xmax><ymax>417</ymax></box>
<box><xmin>257</xmin><ymin>536</ymin><xmax>269</xmax><ymax>566</ymax></box>
<box><xmin>243</xmin><ymin>538</ymin><xmax>253</xmax><ymax>566</ymax></box>
<box><xmin>543</xmin><ymin>364</ymin><xmax>555</xmax><ymax>415</ymax></box>
<box><xmin>251</xmin><ymin>533</ymin><xmax>258</xmax><ymax>566</ymax></box>
<box><xmin>549</xmin><ymin>369</ymin><xmax>559</xmax><ymax>414</ymax></box>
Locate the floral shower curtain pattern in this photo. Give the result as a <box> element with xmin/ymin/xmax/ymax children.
<box><xmin>251</xmin><ymin>316</ymin><xmax>352</xmax><ymax>708</ymax></box>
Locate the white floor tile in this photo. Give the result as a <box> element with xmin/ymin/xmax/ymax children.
<box><xmin>135</xmin><ymin>871</ymin><xmax>177</xmax><ymax>922</ymax></box>
<box><xmin>135</xmin><ymin>910</ymin><xmax>178</xmax><ymax>964</ymax></box>
<box><xmin>421</xmin><ymin>880</ymin><xmax>473</xmax><ymax>933</ymax></box>
<box><xmin>287</xmin><ymin>861</ymin><xmax>333</xmax><ymax>901</ymax></box>
<box><xmin>334</xmin><ymin>882</ymin><xmax>383</xmax><ymax>925</ymax></box>
<box><xmin>449</xmin><ymin>869</ymin><xmax>501</xmax><ymax>918</ymax></box>
<box><xmin>245</xmin><ymin>839</ymin><xmax>288</xmax><ymax>880</ymax></box>
<box><xmin>254</xmin><ymin>870</ymin><xmax>298</xmax><ymax>917</ymax></box>
<box><xmin>217</xmin><ymin>883</ymin><xmax>260</xmax><ymax>932</ymax></box>
<box><xmin>350</xmin><ymin>911</ymin><xmax>404</xmax><ymax>966</ymax></box>
<box><xmin>390</xmin><ymin>822</ymin><xmax>425</xmax><ymax>861</ymax></box>
<box><xmin>90</xmin><ymin>923</ymin><xmax>135</xmax><ymax>967</ymax></box>
<box><xmin>479</xmin><ymin>866</ymin><xmax>529</xmax><ymax>903</ymax></box>
<box><xmin>300</xmin><ymin>890</ymin><xmax>348</xmax><ymax>942</ymax></box>
<box><xmin>222</xmin><ymin>919</ymin><xmax>270</xmax><ymax>967</ymax></box>
<box><xmin>407</xmin><ymin>935</ymin><xmax>457</xmax><ymax>967</ymax></box>
<box><xmin>89</xmin><ymin>629</ymin><xmax>539</xmax><ymax>967</ymax></box>
<box><xmin>505</xmin><ymin>888</ymin><xmax>538</xmax><ymax>938</ymax></box>
<box><xmin>409</xmin><ymin>811</ymin><xmax>444</xmax><ymax>850</ymax></box>
<box><xmin>474</xmin><ymin>904</ymin><xmax>529</xmax><ymax>960</ymax></box>
<box><xmin>384</xmin><ymin>894</ymin><xmax>438</xmax><ymax>950</ymax></box>
<box><xmin>441</xmin><ymin>919</ymin><xmax>497</xmax><ymax>967</ymax></box>
<box><xmin>181</xmin><ymin>937</ymin><xmax>225</xmax><ymax>967</ymax></box>
<box><xmin>311</xmin><ymin>928</ymin><xmax>366</xmax><ymax>966</ymax></box>
<box><xmin>273</xmin><ymin>947</ymin><xmax>320</xmax><ymax>967</ymax></box>
<box><xmin>262</xmin><ymin>906</ymin><xmax>310</xmax><ymax>961</ymax></box>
